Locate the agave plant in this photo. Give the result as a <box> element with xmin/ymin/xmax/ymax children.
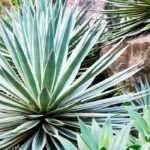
<box><xmin>128</xmin><ymin>107</ymin><xmax>150</xmax><ymax>150</ymax></box>
<box><xmin>125</xmin><ymin>79</ymin><xmax>150</xmax><ymax>150</ymax></box>
<box><xmin>0</xmin><ymin>0</ymin><xmax>146</xmax><ymax>149</ymax></box>
<box><xmin>78</xmin><ymin>119</ymin><xmax>131</xmax><ymax>150</ymax></box>
<box><xmin>134</xmin><ymin>78</ymin><xmax>150</xmax><ymax>107</ymax></box>
<box><xmin>122</xmin><ymin>78</ymin><xmax>150</xmax><ymax>149</ymax></box>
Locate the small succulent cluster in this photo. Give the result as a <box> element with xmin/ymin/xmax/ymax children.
<box><xmin>78</xmin><ymin>119</ymin><xmax>131</xmax><ymax>150</ymax></box>
<box><xmin>78</xmin><ymin>106</ymin><xmax>150</xmax><ymax>150</ymax></box>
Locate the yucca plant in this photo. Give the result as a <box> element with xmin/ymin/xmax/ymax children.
<box><xmin>78</xmin><ymin>119</ymin><xmax>131</xmax><ymax>150</ymax></box>
<box><xmin>0</xmin><ymin>0</ymin><xmax>146</xmax><ymax>149</ymax></box>
<box><xmin>0</xmin><ymin>0</ymin><xmax>94</xmax><ymax>68</ymax></box>
<box><xmin>104</xmin><ymin>0</ymin><xmax>150</xmax><ymax>43</ymax></box>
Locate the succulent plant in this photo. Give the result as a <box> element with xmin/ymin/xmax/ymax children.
<box><xmin>0</xmin><ymin>0</ymin><xmax>145</xmax><ymax>149</ymax></box>
<box><xmin>134</xmin><ymin>78</ymin><xmax>150</xmax><ymax>107</ymax></box>
<box><xmin>128</xmin><ymin>107</ymin><xmax>150</xmax><ymax>149</ymax></box>
<box><xmin>78</xmin><ymin>119</ymin><xmax>131</xmax><ymax>150</ymax></box>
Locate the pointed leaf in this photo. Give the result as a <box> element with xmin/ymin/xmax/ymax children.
<box><xmin>43</xmin><ymin>51</ymin><xmax>56</xmax><ymax>92</ymax></box>
<box><xmin>56</xmin><ymin>135</ymin><xmax>77</xmax><ymax>150</ymax></box>
<box><xmin>99</xmin><ymin>120</ymin><xmax>112</xmax><ymax>149</ymax></box>
<box><xmin>111</xmin><ymin>125</ymin><xmax>131</xmax><ymax>150</ymax></box>
<box><xmin>38</xmin><ymin>88</ymin><xmax>51</xmax><ymax>112</ymax></box>
<box><xmin>32</xmin><ymin>130</ymin><xmax>47</xmax><ymax>150</ymax></box>
<box><xmin>79</xmin><ymin>119</ymin><xmax>97</xmax><ymax>150</ymax></box>
<box><xmin>77</xmin><ymin>135</ymin><xmax>90</xmax><ymax>150</ymax></box>
<box><xmin>128</xmin><ymin>109</ymin><xmax>149</xmax><ymax>138</ymax></box>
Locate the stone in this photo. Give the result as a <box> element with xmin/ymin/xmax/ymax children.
<box><xmin>100</xmin><ymin>34</ymin><xmax>150</xmax><ymax>83</ymax></box>
<box><xmin>1</xmin><ymin>0</ymin><xmax>11</xmax><ymax>6</ymax></box>
<box><xmin>67</xmin><ymin>0</ymin><xmax>106</xmax><ymax>21</ymax></box>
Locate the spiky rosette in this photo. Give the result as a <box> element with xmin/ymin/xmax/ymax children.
<box><xmin>0</xmin><ymin>0</ymin><xmax>145</xmax><ymax>149</ymax></box>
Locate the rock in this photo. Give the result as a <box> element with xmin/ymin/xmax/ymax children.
<box><xmin>67</xmin><ymin>0</ymin><xmax>106</xmax><ymax>21</ymax></box>
<box><xmin>100</xmin><ymin>34</ymin><xmax>150</xmax><ymax>83</ymax></box>
<box><xmin>0</xmin><ymin>0</ymin><xmax>11</xmax><ymax>16</ymax></box>
<box><xmin>1</xmin><ymin>0</ymin><xmax>11</xmax><ymax>6</ymax></box>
